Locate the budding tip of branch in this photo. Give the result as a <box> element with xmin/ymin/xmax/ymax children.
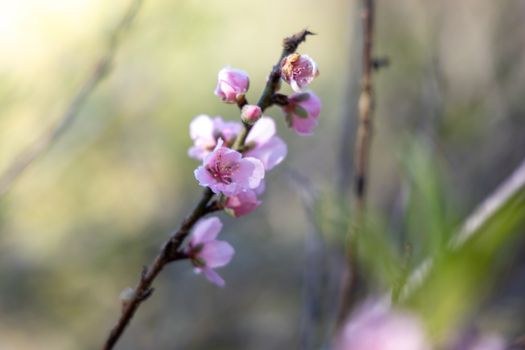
<box><xmin>304</xmin><ymin>29</ymin><xmax>316</xmax><ymax>36</ymax></box>
<box><xmin>141</xmin><ymin>287</ymin><xmax>154</xmax><ymax>301</ymax></box>
<box><xmin>141</xmin><ymin>266</ymin><xmax>148</xmax><ymax>279</ymax></box>
<box><xmin>372</xmin><ymin>56</ymin><xmax>390</xmax><ymax>71</ymax></box>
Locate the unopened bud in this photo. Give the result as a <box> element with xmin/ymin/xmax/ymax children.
<box><xmin>214</xmin><ymin>67</ymin><xmax>250</xmax><ymax>104</ymax></box>
<box><xmin>120</xmin><ymin>287</ymin><xmax>135</xmax><ymax>310</ymax></box>
<box><xmin>241</xmin><ymin>104</ymin><xmax>262</xmax><ymax>125</ymax></box>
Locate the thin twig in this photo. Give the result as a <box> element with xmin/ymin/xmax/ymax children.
<box><xmin>398</xmin><ymin>158</ymin><xmax>525</xmax><ymax>301</ymax></box>
<box><xmin>0</xmin><ymin>0</ymin><xmax>144</xmax><ymax>198</ymax></box>
<box><xmin>354</xmin><ymin>0</ymin><xmax>375</xmax><ymax>211</ymax></box>
<box><xmin>337</xmin><ymin>0</ymin><xmax>378</xmax><ymax>328</ymax></box>
<box><xmin>101</xmin><ymin>29</ymin><xmax>313</xmax><ymax>350</ymax></box>
<box><xmin>102</xmin><ymin>188</ymin><xmax>214</xmax><ymax>350</ymax></box>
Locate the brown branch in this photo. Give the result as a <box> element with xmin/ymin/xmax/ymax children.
<box><xmin>102</xmin><ymin>188</ymin><xmax>214</xmax><ymax>350</ymax></box>
<box><xmin>337</xmin><ymin>0</ymin><xmax>378</xmax><ymax>328</ymax></box>
<box><xmin>354</xmin><ymin>0</ymin><xmax>375</xmax><ymax>211</ymax></box>
<box><xmin>0</xmin><ymin>0</ymin><xmax>144</xmax><ymax>198</ymax></box>
<box><xmin>101</xmin><ymin>28</ymin><xmax>313</xmax><ymax>350</ymax></box>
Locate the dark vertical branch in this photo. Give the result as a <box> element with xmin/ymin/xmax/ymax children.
<box><xmin>337</xmin><ymin>0</ymin><xmax>379</xmax><ymax>328</ymax></box>
<box><xmin>354</xmin><ymin>0</ymin><xmax>375</xmax><ymax>211</ymax></box>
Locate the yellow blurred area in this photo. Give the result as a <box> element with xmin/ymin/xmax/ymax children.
<box><xmin>0</xmin><ymin>0</ymin><xmax>524</xmax><ymax>349</ymax></box>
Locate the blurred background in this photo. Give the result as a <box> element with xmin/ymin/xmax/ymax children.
<box><xmin>0</xmin><ymin>0</ymin><xmax>524</xmax><ymax>349</ymax></box>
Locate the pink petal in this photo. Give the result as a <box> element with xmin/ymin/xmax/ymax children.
<box><xmin>336</xmin><ymin>300</ymin><xmax>430</xmax><ymax>350</ymax></box>
<box><xmin>234</xmin><ymin>157</ymin><xmax>265</xmax><ymax>189</ymax></box>
<box><xmin>188</xmin><ymin>115</ymin><xmax>217</xmax><ymax>160</ymax></box>
<box><xmin>213</xmin><ymin>182</ymin><xmax>240</xmax><ymax>196</ymax></box>
<box><xmin>215</xmin><ymin>67</ymin><xmax>249</xmax><ymax>103</ymax></box>
<box><xmin>300</xmin><ymin>91</ymin><xmax>321</xmax><ymax>117</ymax></box>
<box><xmin>291</xmin><ymin>116</ymin><xmax>319</xmax><ymax>136</ymax></box>
<box><xmin>254</xmin><ymin>180</ymin><xmax>266</xmax><ymax>195</ymax></box>
<box><xmin>245</xmin><ymin>136</ymin><xmax>287</xmax><ymax>171</ymax></box>
<box><xmin>290</xmin><ymin>55</ymin><xmax>318</xmax><ymax>92</ymax></box>
<box><xmin>219</xmin><ymin>147</ymin><xmax>243</xmax><ymax>165</ymax></box>
<box><xmin>194</xmin><ymin>165</ymin><xmax>215</xmax><ymax>188</ymax></box>
<box><xmin>202</xmin><ymin>267</ymin><xmax>226</xmax><ymax>287</ymax></box>
<box><xmin>213</xmin><ymin>117</ymin><xmax>242</xmax><ymax>143</ymax></box>
<box><xmin>191</xmin><ymin>217</ymin><xmax>223</xmax><ymax>245</ymax></box>
<box><xmin>199</xmin><ymin>240</ymin><xmax>235</xmax><ymax>268</ymax></box>
<box><xmin>190</xmin><ymin>115</ymin><xmax>214</xmax><ymax>141</ymax></box>
<box><xmin>290</xmin><ymin>79</ymin><xmax>302</xmax><ymax>93</ymax></box>
<box><xmin>246</xmin><ymin>117</ymin><xmax>276</xmax><ymax>145</ymax></box>
<box><xmin>218</xmin><ymin>81</ymin><xmax>237</xmax><ymax>102</ymax></box>
<box><xmin>188</xmin><ymin>146</ymin><xmax>208</xmax><ymax>160</ymax></box>
<box><xmin>225</xmin><ymin>190</ymin><xmax>261</xmax><ymax>217</ymax></box>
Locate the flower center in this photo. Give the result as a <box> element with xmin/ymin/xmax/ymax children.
<box><xmin>293</xmin><ymin>62</ymin><xmax>313</xmax><ymax>84</ymax></box>
<box><xmin>206</xmin><ymin>153</ymin><xmax>238</xmax><ymax>184</ymax></box>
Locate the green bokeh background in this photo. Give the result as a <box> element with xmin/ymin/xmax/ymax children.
<box><xmin>0</xmin><ymin>0</ymin><xmax>524</xmax><ymax>349</ymax></box>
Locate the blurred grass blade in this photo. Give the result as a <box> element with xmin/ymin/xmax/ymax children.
<box><xmin>400</xmin><ymin>158</ymin><xmax>525</xmax><ymax>337</ymax></box>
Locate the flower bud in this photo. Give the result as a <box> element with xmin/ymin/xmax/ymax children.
<box><xmin>214</xmin><ymin>67</ymin><xmax>250</xmax><ymax>104</ymax></box>
<box><xmin>240</xmin><ymin>104</ymin><xmax>262</xmax><ymax>125</ymax></box>
<box><xmin>119</xmin><ymin>287</ymin><xmax>135</xmax><ymax>310</ymax></box>
<box><xmin>280</xmin><ymin>53</ymin><xmax>319</xmax><ymax>92</ymax></box>
<box><xmin>120</xmin><ymin>287</ymin><xmax>135</xmax><ymax>302</ymax></box>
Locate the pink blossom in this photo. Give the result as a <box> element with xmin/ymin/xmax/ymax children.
<box><xmin>185</xmin><ymin>217</ymin><xmax>234</xmax><ymax>287</ymax></box>
<box><xmin>225</xmin><ymin>189</ymin><xmax>262</xmax><ymax>217</ymax></box>
<box><xmin>194</xmin><ymin>139</ymin><xmax>264</xmax><ymax>196</ymax></box>
<box><xmin>453</xmin><ymin>333</ymin><xmax>506</xmax><ymax>350</ymax></box>
<box><xmin>336</xmin><ymin>300</ymin><xmax>430</xmax><ymax>350</ymax></box>
<box><xmin>280</xmin><ymin>53</ymin><xmax>319</xmax><ymax>92</ymax></box>
<box><xmin>214</xmin><ymin>67</ymin><xmax>250</xmax><ymax>104</ymax></box>
<box><xmin>188</xmin><ymin>115</ymin><xmax>242</xmax><ymax>160</ymax></box>
<box><xmin>467</xmin><ymin>336</ymin><xmax>505</xmax><ymax>350</ymax></box>
<box><xmin>244</xmin><ymin>117</ymin><xmax>287</xmax><ymax>170</ymax></box>
<box><xmin>241</xmin><ymin>104</ymin><xmax>262</xmax><ymax>125</ymax></box>
<box><xmin>282</xmin><ymin>91</ymin><xmax>321</xmax><ymax>136</ymax></box>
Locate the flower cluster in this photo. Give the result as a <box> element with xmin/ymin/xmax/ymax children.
<box><xmin>186</xmin><ymin>52</ymin><xmax>320</xmax><ymax>286</ymax></box>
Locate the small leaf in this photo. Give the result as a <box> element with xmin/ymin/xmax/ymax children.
<box><xmin>293</xmin><ymin>92</ymin><xmax>311</xmax><ymax>102</ymax></box>
<box><xmin>294</xmin><ymin>105</ymin><xmax>309</xmax><ymax>118</ymax></box>
<box><xmin>224</xmin><ymin>207</ymin><xmax>237</xmax><ymax>218</ymax></box>
<box><xmin>192</xmin><ymin>257</ymin><xmax>206</xmax><ymax>267</ymax></box>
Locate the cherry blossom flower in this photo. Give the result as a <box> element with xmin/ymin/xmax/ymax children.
<box><xmin>194</xmin><ymin>139</ymin><xmax>264</xmax><ymax>196</ymax></box>
<box><xmin>280</xmin><ymin>53</ymin><xmax>319</xmax><ymax>92</ymax></box>
<box><xmin>188</xmin><ymin>115</ymin><xmax>242</xmax><ymax>160</ymax></box>
<box><xmin>244</xmin><ymin>117</ymin><xmax>287</xmax><ymax>170</ymax></box>
<box><xmin>282</xmin><ymin>91</ymin><xmax>321</xmax><ymax>136</ymax></box>
<box><xmin>225</xmin><ymin>189</ymin><xmax>261</xmax><ymax>217</ymax></box>
<box><xmin>241</xmin><ymin>104</ymin><xmax>262</xmax><ymax>125</ymax></box>
<box><xmin>185</xmin><ymin>217</ymin><xmax>234</xmax><ymax>287</ymax></box>
<box><xmin>224</xmin><ymin>182</ymin><xmax>265</xmax><ymax>217</ymax></box>
<box><xmin>214</xmin><ymin>67</ymin><xmax>250</xmax><ymax>104</ymax></box>
<box><xmin>336</xmin><ymin>300</ymin><xmax>430</xmax><ymax>350</ymax></box>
